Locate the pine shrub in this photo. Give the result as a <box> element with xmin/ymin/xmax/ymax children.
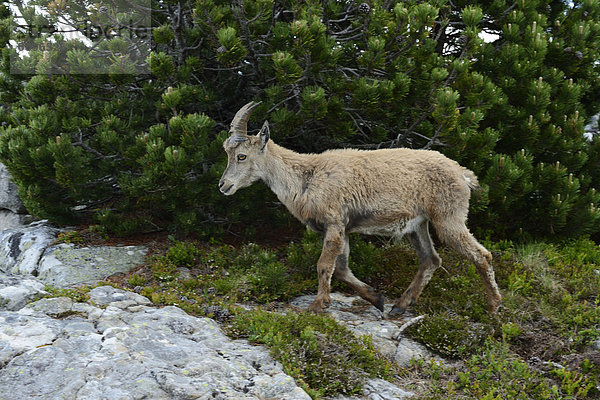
<box><xmin>1</xmin><ymin>0</ymin><xmax>599</xmax><ymax>239</ymax></box>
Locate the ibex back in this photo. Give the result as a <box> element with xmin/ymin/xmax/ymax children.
<box><xmin>219</xmin><ymin>102</ymin><xmax>502</xmax><ymax>317</ymax></box>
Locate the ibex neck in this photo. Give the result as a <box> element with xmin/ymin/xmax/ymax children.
<box><xmin>261</xmin><ymin>142</ymin><xmax>313</xmax><ymax>205</ymax></box>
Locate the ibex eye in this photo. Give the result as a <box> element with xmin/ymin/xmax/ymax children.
<box><xmin>237</xmin><ymin>154</ymin><xmax>247</xmax><ymax>161</ymax></box>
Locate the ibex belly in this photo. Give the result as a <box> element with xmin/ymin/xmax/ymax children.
<box><xmin>350</xmin><ymin>215</ymin><xmax>426</xmax><ymax>238</ymax></box>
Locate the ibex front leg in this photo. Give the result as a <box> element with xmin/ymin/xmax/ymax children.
<box><xmin>334</xmin><ymin>234</ymin><xmax>385</xmax><ymax>312</ymax></box>
<box><xmin>308</xmin><ymin>226</ymin><xmax>345</xmax><ymax>312</ymax></box>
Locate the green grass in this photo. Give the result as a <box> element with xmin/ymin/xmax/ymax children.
<box><xmin>106</xmin><ymin>231</ymin><xmax>600</xmax><ymax>399</ymax></box>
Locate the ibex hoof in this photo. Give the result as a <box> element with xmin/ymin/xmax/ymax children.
<box><xmin>489</xmin><ymin>301</ymin><xmax>503</xmax><ymax>315</ymax></box>
<box><xmin>388</xmin><ymin>299</ymin><xmax>415</xmax><ymax>319</ymax></box>
<box><xmin>307</xmin><ymin>298</ymin><xmax>329</xmax><ymax>313</ymax></box>
<box><xmin>374</xmin><ymin>294</ymin><xmax>385</xmax><ymax>313</ymax></box>
<box><xmin>388</xmin><ymin>305</ymin><xmax>409</xmax><ymax>318</ymax></box>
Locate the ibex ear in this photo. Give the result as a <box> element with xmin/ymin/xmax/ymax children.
<box><xmin>258</xmin><ymin>121</ymin><xmax>270</xmax><ymax>151</ymax></box>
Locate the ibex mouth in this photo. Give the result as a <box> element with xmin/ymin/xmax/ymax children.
<box><xmin>220</xmin><ymin>183</ymin><xmax>234</xmax><ymax>195</ymax></box>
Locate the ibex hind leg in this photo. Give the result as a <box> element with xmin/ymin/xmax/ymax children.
<box><xmin>435</xmin><ymin>219</ymin><xmax>502</xmax><ymax>314</ymax></box>
<box><xmin>334</xmin><ymin>235</ymin><xmax>385</xmax><ymax>312</ymax></box>
<box><xmin>389</xmin><ymin>220</ymin><xmax>440</xmax><ymax>318</ymax></box>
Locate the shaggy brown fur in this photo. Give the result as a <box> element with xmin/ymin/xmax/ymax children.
<box><xmin>219</xmin><ymin>102</ymin><xmax>502</xmax><ymax>316</ymax></box>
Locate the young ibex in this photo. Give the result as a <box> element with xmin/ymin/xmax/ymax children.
<box><xmin>219</xmin><ymin>102</ymin><xmax>502</xmax><ymax>316</ymax></box>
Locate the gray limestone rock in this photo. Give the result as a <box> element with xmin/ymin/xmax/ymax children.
<box><xmin>0</xmin><ymin>164</ymin><xmax>34</xmax><ymax>230</ymax></box>
<box><xmin>0</xmin><ymin>221</ymin><xmax>59</xmax><ymax>276</ymax></box>
<box><xmin>331</xmin><ymin>379</ymin><xmax>415</xmax><ymax>400</ymax></box>
<box><xmin>0</xmin><ymin>210</ymin><xmax>35</xmax><ymax>230</ymax></box>
<box><xmin>88</xmin><ymin>284</ymin><xmax>152</xmax><ymax>308</ymax></box>
<box><xmin>0</xmin><ymin>222</ymin><xmax>147</xmax><ymax>288</ymax></box>
<box><xmin>331</xmin><ymin>378</ymin><xmax>415</xmax><ymax>400</ymax></box>
<box><xmin>0</xmin><ymin>311</ymin><xmax>63</xmax><ymax>368</ymax></box>
<box><xmin>0</xmin><ymin>163</ymin><xmax>25</xmax><ymax>214</ymax></box>
<box><xmin>0</xmin><ymin>272</ymin><xmax>47</xmax><ymax>311</ymax></box>
<box><xmin>19</xmin><ymin>296</ymin><xmax>75</xmax><ymax>318</ymax></box>
<box><xmin>362</xmin><ymin>378</ymin><xmax>415</xmax><ymax>400</ymax></box>
<box><xmin>38</xmin><ymin>244</ymin><xmax>148</xmax><ymax>287</ymax></box>
<box><xmin>0</xmin><ymin>286</ymin><xmax>312</xmax><ymax>400</ymax></box>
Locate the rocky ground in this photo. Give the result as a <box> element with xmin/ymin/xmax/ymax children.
<box><xmin>0</xmin><ymin>221</ymin><xmax>422</xmax><ymax>400</ymax></box>
<box><xmin>1</xmin><ymin>286</ymin><xmax>313</xmax><ymax>399</ymax></box>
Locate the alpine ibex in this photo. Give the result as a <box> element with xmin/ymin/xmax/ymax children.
<box><xmin>219</xmin><ymin>102</ymin><xmax>502</xmax><ymax>316</ymax></box>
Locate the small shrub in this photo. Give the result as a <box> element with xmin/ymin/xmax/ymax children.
<box><xmin>348</xmin><ymin>237</ymin><xmax>385</xmax><ymax>281</ymax></box>
<box><xmin>212</xmin><ymin>275</ymin><xmax>248</xmax><ymax>298</ymax></box>
<box><xmin>166</xmin><ymin>240</ymin><xmax>201</xmax><ymax>267</ymax></box>
<box><xmin>501</xmin><ymin>322</ymin><xmax>522</xmax><ymax>342</ymax></box>
<box><xmin>95</xmin><ymin>210</ymin><xmax>150</xmax><ymax>237</ymax></box>
<box><xmin>245</xmin><ymin>249</ymin><xmax>314</xmax><ymax>303</ymax></box>
<box><xmin>127</xmin><ymin>274</ymin><xmax>147</xmax><ymax>287</ymax></box>
<box><xmin>459</xmin><ymin>340</ymin><xmax>561</xmax><ymax>399</ymax></box>
<box><xmin>249</xmin><ymin>259</ymin><xmax>291</xmax><ymax>302</ymax></box>
<box><xmin>286</xmin><ymin>228</ymin><xmax>322</xmax><ymax>279</ymax></box>
<box><xmin>151</xmin><ymin>257</ymin><xmax>179</xmax><ymax>282</ymax></box>
<box><xmin>558</xmin><ymin>238</ymin><xmax>600</xmax><ymax>266</ymax></box>
<box><xmin>551</xmin><ymin>367</ymin><xmax>595</xmax><ymax>398</ymax></box>
<box><xmin>507</xmin><ymin>264</ymin><xmax>534</xmax><ymax>296</ymax></box>
<box><xmin>55</xmin><ymin>230</ymin><xmax>84</xmax><ymax>245</ymax></box>
<box><xmin>409</xmin><ymin>313</ymin><xmax>493</xmax><ymax>358</ymax></box>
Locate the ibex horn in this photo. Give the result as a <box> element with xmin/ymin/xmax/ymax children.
<box><xmin>230</xmin><ymin>101</ymin><xmax>262</xmax><ymax>137</ymax></box>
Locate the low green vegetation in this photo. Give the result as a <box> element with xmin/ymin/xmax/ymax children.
<box><xmin>129</xmin><ymin>238</ymin><xmax>317</xmax><ymax>313</ymax></box>
<box><xmin>110</xmin><ymin>231</ymin><xmax>600</xmax><ymax>399</ymax></box>
<box><xmin>43</xmin><ymin>285</ymin><xmax>91</xmax><ymax>303</ymax></box>
<box><xmin>412</xmin><ymin>338</ymin><xmax>597</xmax><ymax>399</ymax></box>
<box><xmin>54</xmin><ymin>230</ymin><xmax>85</xmax><ymax>245</ymax></box>
<box><xmin>228</xmin><ymin>309</ymin><xmax>395</xmax><ymax>398</ymax></box>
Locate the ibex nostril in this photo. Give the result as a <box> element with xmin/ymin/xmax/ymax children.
<box><xmin>218</xmin><ymin>181</ymin><xmax>224</xmax><ymax>188</ymax></box>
